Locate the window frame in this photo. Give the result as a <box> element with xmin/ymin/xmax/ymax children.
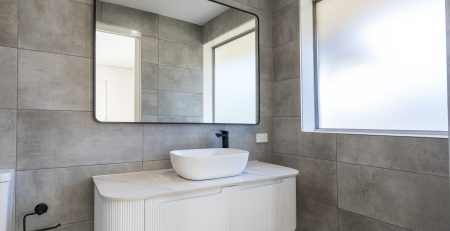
<box><xmin>299</xmin><ymin>0</ymin><xmax>448</xmax><ymax>138</ymax></box>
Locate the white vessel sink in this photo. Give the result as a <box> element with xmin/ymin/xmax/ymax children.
<box><xmin>170</xmin><ymin>148</ymin><xmax>249</xmax><ymax>180</ymax></box>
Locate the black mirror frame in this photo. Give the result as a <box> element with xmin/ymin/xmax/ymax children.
<box><xmin>92</xmin><ymin>0</ymin><xmax>260</xmax><ymax>125</ymax></box>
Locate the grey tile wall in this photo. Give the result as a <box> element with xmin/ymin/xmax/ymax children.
<box><xmin>159</xmin><ymin>40</ymin><xmax>203</xmax><ymax>70</ymax></box>
<box><xmin>0</xmin><ymin>109</ymin><xmax>16</xmax><ymax>169</ymax></box>
<box><xmin>271</xmin><ymin>1</ymin><xmax>450</xmax><ymax>231</ymax></box>
<box><xmin>0</xmin><ymin>0</ymin><xmax>17</xmax><ymax>47</ymax></box>
<box><xmin>101</xmin><ymin>2</ymin><xmax>159</xmax><ymax>37</ymax></box>
<box><xmin>16</xmin><ymin>110</ymin><xmax>143</xmax><ymax>170</ymax></box>
<box><xmin>18</xmin><ymin>0</ymin><xmax>93</xmax><ymax>57</ymax></box>
<box><xmin>142</xmin><ymin>124</ymin><xmax>223</xmax><ymax>161</ymax></box>
<box><xmin>158</xmin><ymin>91</ymin><xmax>203</xmax><ymax>117</ymax></box>
<box><xmin>338</xmin><ymin>163</ymin><xmax>450</xmax><ymax>230</ymax></box>
<box><xmin>142</xmin><ymin>63</ymin><xmax>159</xmax><ymax>90</ymax></box>
<box><xmin>337</xmin><ymin>134</ymin><xmax>449</xmax><ymax>177</ymax></box>
<box><xmin>18</xmin><ymin>50</ymin><xmax>93</xmax><ymax>111</ymax></box>
<box><xmin>15</xmin><ymin>163</ymin><xmax>142</xmax><ymax>230</ymax></box>
<box><xmin>98</xmin><ymin>2</ymin><xmax>205</xmax><ymax>121</ymax></box>
<box><xmin>159</xmin><ymin>16</ymin><xmax>203</xmax><ymax>46</ymax></box>
<box><xmin>272</xmin><ymin>1</ymin><xmax>299</xmax><ymax>47</ymax></box>
<box><xmin>141</xmin><ymin>36</ymin><xmax>159</xmax><ymax>64</ymax></box>
<box><xmin>0</xmin><ymin>46</ymin><xmax>17</xmax><ymax>109</ymax></box>
<box><xmin>159</xmin><ymin>66</ymin><xmax>203</xmax><ymax>93</ymax></box>
<box><xmin>338</xmin><ymin>210</ymin><xmax>408</xmax><ymax>231</ymax></box>
<box><xmin>297</xmin><ymin>197</ymin><xmax>338</xmax><ymax>231</ymax></box>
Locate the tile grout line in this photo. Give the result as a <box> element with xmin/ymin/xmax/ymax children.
<box><xmin>337</xmin><ymin>160</ymin><xmax>450</xmax><ymax>179</ymax></box>
<box><xmin>15</xmin><ymin>160</ymin><xmax>153</xmax><ymax>172</ymax></box>
<box><xmin>17</xmin><ymin>47</ymin><xmax>92</xmax><ymax>59</ymax></box>
<box><xmin>274</xmin><ymin>152</ymin><xmax>450</xmax><ymax>178</ymax></box>
<box><xmin>338</xmin><ymin>208</ymin><xmax>413</xmax><ymax>231</ymax></box>
<box><xmin>15</xmin><ymin>1</ymin><xmax>19</xmax><ymax>226</ymax></box>
<box><xmin>17</xmin><ymin>108</ymin><xmax>93</xmax><ymax>113</ymax></box>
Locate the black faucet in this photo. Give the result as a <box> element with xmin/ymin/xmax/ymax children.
<box><xmin>215</xmin><ymin>130</ymin><xmax>229</xmax><ymax>148</ymax></box>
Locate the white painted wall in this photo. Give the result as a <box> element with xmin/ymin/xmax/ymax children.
<box><xmin>95</xmin><ymin>30</ymin><xmax>138</xmax><ymax>122</ymax></box>
<box><xmin>214</xmin><ymin>32</ymin><xmax>256</xmax><ymax>124</ymax></box>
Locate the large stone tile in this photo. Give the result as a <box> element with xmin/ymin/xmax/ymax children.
<box><xmin>158</xmin><ymin>91</ymin><xmax>203</xmax><ymax>117</ymax></box>
<box><xmin>234</xmin><ymin>0</ymin><xmax>272</xmax><ymax>12</ymax></box>
<box><xmin>141</xmin><ymin>63</ymin><xmax>158</xmax><ymax>90</ymax></box>
<box><xmin>18</xmin><ymin>0</ymin><xmax>93</xmax><ymax>57</ymax></box>
<box><xmin>101</xmin><ymin>2</ymin><xmax>158</xmax><ymax>37</ymax></box>
<box><xmin>18</xmin><ymin>50</ymin><xmax>92</xmax><ymax>111</ymax></box>
<box><xmin>17</xmin><ymin>110</ymin><xmax>142</xmax><ymax>170</ymax></box>
<box><xmin>143</xmin><ymin>160</ymin><xmax>172</xmax><ymax>171</ymax></box>
<box><xmin>272</xmin><ymin>1</ymin><xmax>299</xmax><ymax>47</ymax></box>
<box><xmin>273</xmin><ymin>116</ymin><xmax>299</xmax><ymax>155</ymax></box>
<box><xmin>273</xmin><ymin>40</ymin><xmax>299</xmax><ymax>81</ymax></box>
<box><xmin>159</xmin><ymin>16</ymin><xmax>203</xmax><ymax>46</ymax></box>
<box><xmin>141</xmin><ymin>36</ymin><xmax>158</xmax><ymax>64</ymax></box>
<box><xmin>159</xmin><ymin>66</ymin><xmax>203</xmax><ymax>93</ymax></box>
<box><xmin>273</xmin><ymin>117</ymin><xmax>336</xmax><ymax>160</ymax></box>
<box><xmin>159</xmin><ymin>40</ymin><xmax>202</xmax><ymax>70</ymax></box>
<box><xmin>273</xmin><ymin>153</ymin><xmax>337</xmax><ymax>205</ymax></box>
<box><xmin>143</xmin><ymin>124</ymin><xmax>222</xmax><ymax>161</ymax></box>
<box><xmin>272</xmin><ymin>0</ymin><xmax>297</xmax><ymax>12</ymax></box>
<box><xmin>15</xmin><ymin>162</ymin><xmax>141</xmax><ymax>231</ymax></box>
<box><xmin>337</xmin><ymin>134</ymin><xmax>449</xmax><ymax>177</ymax></box>
<box><xmin>338</xmin><ymin>210</ymin><xmax>408</xmax><ymax>231</ymax></box>
<box><xmin>273</xmin><ymin>78</ymin><xmax>300</xmax><ymax>117</ymax></box>
<box><xmin>141</xmin><ymin>89</ymin><xmax>158</xmax><ymax>117</ymax></box>
<box><xmin>0</xmin><ymin>0</ymin><xmax>17</xmax><ymax>47</ymax></box>
<box><xmin>259</xmin><ymin>46</ymin><xmax>273</xmax><ymax>82</ymax></box>
<box><xmin>0</xmin><ymin>46</ymin><xmax>17</xmax><ymax>109</ymax></box>
<box><xmin>337</xmin><ymin>162</ymin><xmax>450</xmax><ymax>231</ymax></box>
<box><xmin>260</xmin><ymin>81</ymin><xmax>272</xmax><ymax>117</ymax></box>
<box><xmin>0</xmin><ymin>109</ymin><xmax>16</xmax><ymax>169</ymax></box>
<box><xmin>297</xmin><ymin>197</ymin><xmax>338</xmax><ymax>231</ymax></box>
<box><xmin>256</xmin><ymin>10</ymin><xmax>272</xmax><ymax>48</ymax></box>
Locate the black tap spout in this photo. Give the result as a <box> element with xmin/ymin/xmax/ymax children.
<box><xmin>215</xmin><ymin>130</ymin><xmax>229</xmax><ymax>148</ymax></box>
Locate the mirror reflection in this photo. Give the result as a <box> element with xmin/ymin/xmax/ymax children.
<box><xmin>95</xmin><ymin>0</ymin><xmax>259</xmax><ymax>124</ymax></box>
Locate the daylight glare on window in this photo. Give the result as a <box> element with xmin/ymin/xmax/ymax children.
<box><xmin>315</xmin><ymin>0</ymin><xmax>448</xmax><ymax>132</ymax></box>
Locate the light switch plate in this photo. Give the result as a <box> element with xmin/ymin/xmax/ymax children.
<box><xmin>256</xmin><ymin>133</ymin><xmax>268</xmax><ymax>143</ymax></box>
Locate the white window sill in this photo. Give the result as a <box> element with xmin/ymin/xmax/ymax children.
<box><xmin>301</xmin><ymin>128</ymin><xmax>448</xmax><ymax>139</ymax></box>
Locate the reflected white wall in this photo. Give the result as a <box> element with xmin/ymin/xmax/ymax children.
<box><xmin>214</xmin><ymin>32</ymin><xmax>256</xmax><ymax>124</ymax></box>
<box><xmin>95</xmin><ymin>31</ymin><xmax>137</xmax><ymax>122</ymax></box>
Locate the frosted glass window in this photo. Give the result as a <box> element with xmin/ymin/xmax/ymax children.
<box><xmin>315</xmin><ymin>0</ymin><xmax>448</xmax><ymax>131</ymax></box>
<box><xmin>214</xmin><ymin>32</ymin><xmax>256</xmax><ymax>124</ymax></box>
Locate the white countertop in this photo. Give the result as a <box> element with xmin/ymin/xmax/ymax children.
<box><xmin>93</xmin><ymin>161</ymin><xmax>299</xmax><ymax>200</ymax></box>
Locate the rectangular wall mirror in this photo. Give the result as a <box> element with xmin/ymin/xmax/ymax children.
<box><xmin>94</xmin><ymin>0</ymin><xmax>259</xmax><ymax>124</ymax></box>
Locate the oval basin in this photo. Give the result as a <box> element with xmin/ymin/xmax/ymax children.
<box><xmin>170</xmin><ymin>148</ymin><xmax>249</xmax><ymax>180</ymax></box>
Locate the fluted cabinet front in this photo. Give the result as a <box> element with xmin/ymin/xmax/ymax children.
<box><xmin>94</xmin><ymin>177</ymin><xmax>296</xmax><ymax>231</ymax></box>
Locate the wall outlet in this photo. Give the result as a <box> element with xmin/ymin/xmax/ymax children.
<box><xmin>256</xmin><ymin>133</ymin><xmax>268</xmax><ymax>143</ymax></box>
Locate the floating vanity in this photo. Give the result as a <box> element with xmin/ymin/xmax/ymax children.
<box><xmin>93</xmin><ymin>161</ymin><xmax>298</xmax><ymax>231</ymax></box>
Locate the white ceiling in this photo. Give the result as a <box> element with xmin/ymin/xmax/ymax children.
<box><xmin>100</xmin><ymin>0</ymin><xmax>229</xmax><ymax>25</ymax></box>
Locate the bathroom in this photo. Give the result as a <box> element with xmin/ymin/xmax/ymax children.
<box><xmin>0</xmin><ymin>0</ymin><xmax>449</xmax><ymax>230</ymax></box>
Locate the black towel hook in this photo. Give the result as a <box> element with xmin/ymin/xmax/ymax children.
<box><xmin>23</xmin><ymin>203</ymin><xmax>61</xmax><ymax>231</ymax></box>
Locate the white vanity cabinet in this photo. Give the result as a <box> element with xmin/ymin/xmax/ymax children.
<box><xmin>93</xmin><ymin>161</ymin><xmax>298</xmax><ymax>231</ymax></box>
